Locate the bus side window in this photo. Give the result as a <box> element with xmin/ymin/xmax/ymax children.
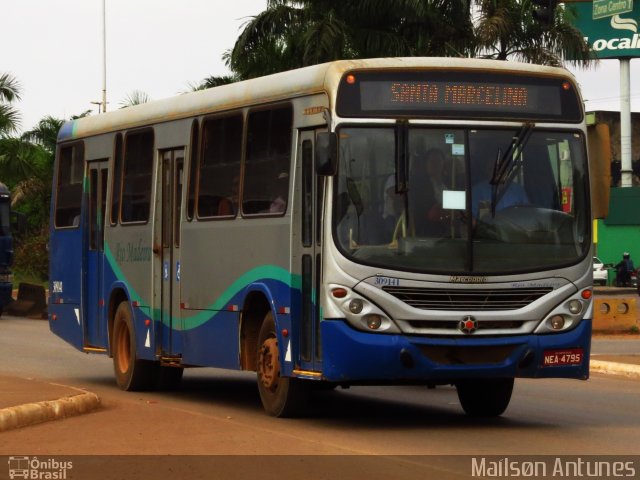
<box><xmin>186</xmin><ymin>120</ymin><xmax>199</xmax><ymax>221</ymax></box>
<box><xmin>243</xmin><ymin>105</ymin><xmax>293</xmax><ymax>215</ymax></box>
<box><xmin>198</xmin><ymin>114</ymin><xmax>242</xmax><ymax>219</ymax></box>
<box><xmin>121</xmin><ymin>129</ymin><xmax>154</xmax><ymax>223</ymax></box>
<box><xmin>55</xmin><ymin>142</ymin><xmax>84</xmax><ymax>228</ymax></box>
<box><xmin>110</xmin><ymin>133</ymin><xmax>123</xmax><ymax>225</ymax></box>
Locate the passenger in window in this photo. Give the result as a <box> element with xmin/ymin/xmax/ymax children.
<box><xmin>268</xmin><ymin>172</ymin><xmax>288</xmax><ymax>214</ymax></box>
<box><xmin>218</xmin><ymin>175</ymin><xmax>239</xmax><ymax>216</ymax></box>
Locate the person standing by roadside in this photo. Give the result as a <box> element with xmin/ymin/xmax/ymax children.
<box><xmin>615</xmin><ymin>252</ymin><xmax>635</xmax><ymax>287</ymax></box>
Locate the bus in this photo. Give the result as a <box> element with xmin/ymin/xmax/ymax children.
<box><xmin>49</xmin><ymin>58</ymin><xmax>606</xmax><ymax>417</ymax></box>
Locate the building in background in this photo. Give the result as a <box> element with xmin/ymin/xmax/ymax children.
<box><xmin>589</xmin><ymin>111</ymin><xmax>640</xmax><ymax>278</ymax></box>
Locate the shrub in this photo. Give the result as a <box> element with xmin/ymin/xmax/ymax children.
<box><xmin>13</xmin><ymin>229</ymin><xmax>48</xmax><ymax>282</ymax></box>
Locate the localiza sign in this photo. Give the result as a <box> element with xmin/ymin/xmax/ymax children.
<box><xmin>572</xmin><ymin>2</ymin><xmax>640</xmax><ymax>58</ymax></box>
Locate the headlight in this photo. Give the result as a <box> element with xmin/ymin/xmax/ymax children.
<box><xmin>328</xmin><ymin>284</ymin><xmax>400</xmax><ymax>333</ymax></box>
<box><xmin>364</xmin><ymin>314</ymin><xmax>383</xmax><ymax>330</ymax></box>
<box><xmin>567</xmin><ymin>299</ymin><xmax>583</xmax><ymax>315</ymax></box>
<box><xmin>535</xmin><ymin>292</ymin><xmax>590</xmax><ymax>334</ymax></box>
<box><xmin>349</xmin><ymin>299</ymin><xmax>364</xmax><ymax>314</ymax></box>
<box><xmin>549</xmin><ymin>315</ymin><xmax>565</xmax><ymax>330</ymax></box>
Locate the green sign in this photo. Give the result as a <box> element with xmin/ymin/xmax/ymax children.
<box><xmin>593</xmin><ymin>0</ymin><xmax>633</xmax><ymax>20</ymax></box>
<box><xmin>572</xmin><ymin>2</ymin><xmax>640</xmax><ymax>58</ymax></box>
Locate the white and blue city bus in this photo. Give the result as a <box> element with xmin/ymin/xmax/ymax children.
<box><xmin>49</xmin><ymin>58</ymin><xmax>604</xmax><ymax>417</ymax></box>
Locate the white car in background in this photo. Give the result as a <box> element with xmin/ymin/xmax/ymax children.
<box><xmin>593</xmin><ymin>257</ymin><xmax>608</xmax><ymax>286</ymax></box>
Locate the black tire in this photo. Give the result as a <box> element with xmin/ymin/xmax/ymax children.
<box><xmin>456</xmin><ymin>378</ymin><xmax>514</xmax><ymax>417</ymax></box>
<box><xmin>112</xmin><ymin>301</ymin><xmax>158</xmax><ymax>391</ymax></box>
<box><xmin>156</xmin><ymin>366</ymin><xmax>184</xmax><ymax>390</ymax></box>
<box><xmin>256</xmin><ymin>311</ymin><xmax>308</xmax><ymax>417</ymax></box>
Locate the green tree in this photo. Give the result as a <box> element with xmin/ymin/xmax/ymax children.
<box><xmin>472</xmin><ymin>0</ymin><xmax>593</xmax><ymax>66</ymax></box>
<box><xmin>224</xmin><ymin>0</ymin><xmax>593</xmax><ymax>80</ymax></box>
<box><xmin>0</xmin><ymin>114</ymin><xmax>61</xmax><ymax>282</ymax></box>
<box><xmin>119</xmin><ymin>90</ymin><xmax>152</xmax><ymax>108</ymax></box>
<box><xmin>186</xmin><ymin>75</ymin><xmax>239</xmax><ymax>92</ymax></box>
<box><xmin>225</xmin><ymin>0</ymin><xmax>474</xmax><ymax>79</ymax></box>
<box><xmin>0</xmin><ymin>73</ymin><xmax>22</xmax><ymax>135</ymax></box>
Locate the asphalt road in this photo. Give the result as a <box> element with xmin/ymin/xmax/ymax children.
<box><xmin>0</xmin><ymin>316</ymin><xmax>639</xmax><ymax>479</ymax></box>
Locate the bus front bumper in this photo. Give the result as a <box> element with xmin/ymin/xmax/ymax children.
<box><xmin>319</xmin><ymin>319</ymin><xmax>591</xmax><ymax>384</ymax></box>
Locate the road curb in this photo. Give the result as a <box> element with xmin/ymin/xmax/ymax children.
<box><xmin>0</xmin><ymin>391</ymin><xmax>100</xmax><ymax>432</ymax></box>
<box><xmin>590</xmin><ymin>360</ymin><xmax>640</xmax><ymax>379</ymax></box>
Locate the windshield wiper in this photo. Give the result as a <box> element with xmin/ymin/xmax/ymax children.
<box><xmin>490</xmin><ymin>122</ymin><xmax>534</xmax><ymax>216</ymax></box>
<box><xmin>395</xmin><ymin>121</ymin><xmax>409</xmax><ymax>194</ymax></box>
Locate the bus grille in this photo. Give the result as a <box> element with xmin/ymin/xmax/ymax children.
<box><xmin>417</xmin><ymin>345</ymin><xmax>517</xmax><ymax>365</ymax></box>
<box><xmin>382</xmin><ymin>286</ymin><xmax>552</xmax><ymax>311</ymax></box>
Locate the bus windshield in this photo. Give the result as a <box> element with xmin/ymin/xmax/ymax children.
<box><xmin>333</xmin><ymin>126</ymin><xmax>589</xmax><ymax>274</ymax></box>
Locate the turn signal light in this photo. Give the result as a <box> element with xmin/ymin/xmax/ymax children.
<box><xmin>332</xmin><ymin>288</ymin><xmax>348</xmax><ymax>298</ymax></box>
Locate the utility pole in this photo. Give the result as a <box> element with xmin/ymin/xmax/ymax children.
<box><xmin>620</xmin><ymin>58</ymin><xmax>633</xmax><ymax>186</ymax></box>
<box><xmin>101</xmin><ymin>0</ymin><xmax>107</xmax><ymax>113</ymax></box>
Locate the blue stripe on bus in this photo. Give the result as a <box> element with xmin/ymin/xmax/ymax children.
<box><xmin>57</xmin><ymin>121</ymin><xmax>77</xmax><ymax>141</ymax></box>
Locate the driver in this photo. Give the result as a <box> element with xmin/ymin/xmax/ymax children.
<box><xmin>472</xmin><ymin>156</ymin><xmax>529</xmax><ymax>219</ymax></box>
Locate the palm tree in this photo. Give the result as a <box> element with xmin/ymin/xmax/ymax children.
<box><xmin>226</xmin><ymin>0</ymin><xmax>474</xmax><ymax>79</ymax></box>
<box><xmin>0</xmin><ymin>137</ymin><xmax>44</xmax><ymax>186</ymax></box>
<box><xmin>22</xmin><ymin>116</ymin><xmax>64</xmax><ymax>156</ymax></box>
<box><xmin>185</xmin><ymin>75</ymin><xmax>239</xmax><ymax>92</ymax></box>
<box><xmin>473</xmin><ymin>0</ymin><xmax>593</xmax><ymax>67</ymax></box>
<box><xmin>0</xmin><ymin>73</ymin><xmax>22</xmax><ymax>135</ymax></box>
<box><xmin>119</xmin><ymin>90</ymin><xmax>152</xmax><ymax>108</ymax></box>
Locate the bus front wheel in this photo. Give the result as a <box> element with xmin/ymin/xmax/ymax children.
<box><xmin>455</xmin><ymin>378</ymin><xmax>514</xmax><ymax>417</ymax></box>
<box><xmin>256</xmin><ymin>311</ymin><xmax>307</xmax><ymax>417</ymax></box>
<box><xmin>112</xmin><ymin>301</ymin><xmax>158</xmax><ymax>391</ymax></box>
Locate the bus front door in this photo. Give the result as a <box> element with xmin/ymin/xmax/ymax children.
<box><xmin>156</xmin><ymin>148</ymin><xmax>184</xmax><ymax>356</ymax></box>
<box><xmin>298</xmin><ymin>130</ymin><xmax>324</xmax><ymax>372</ymax></box>
<box><xmin>85</xmin><ymin>160</ymin><xmax>108</xmax><ymax>348</ymax></box>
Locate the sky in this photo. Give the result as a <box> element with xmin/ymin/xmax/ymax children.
<box><xmin>2</xmin><ymin>0</ymin><xmax>639</xmax><ymax>134</ymax></box>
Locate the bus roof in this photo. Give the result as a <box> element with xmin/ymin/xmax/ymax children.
<box><xmin>57</xmin><ymin>57</ymin><xmax>578</xmax><ymax>142</ymax></box>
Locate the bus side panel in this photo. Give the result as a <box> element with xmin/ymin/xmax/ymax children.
<box><xmin>132</xmin><ymin>305</ymin><xmax>156</xmax><ymax>361</ymax></box>
<box><xmin>179</xmin><ymin>219</ymin><xmax>292</xmax><ymax>366</ymax></box>
<box><xmin>49</xmin><ymin>228</ymin><xmax>83</xmax><ymax>350</ymax></box>
<box><xmin>104</xmin><ymin>226</ymin><xmax>156</xmax><ymax>359</ymax></box>
<box><xmin>181</xmin><ymin>311</ymin><xmax>240</xmax><ymax>369</ymax></box>
<box><xmin>178</xmin><ymin>278</ymin><xmax>295</xmax><ymax>369</ymax></box>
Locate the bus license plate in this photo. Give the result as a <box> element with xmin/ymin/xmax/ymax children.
<box><xmin>542</xmin><ymin>348</ymin><xmax>583</xmax><ymax>367</ymax></box>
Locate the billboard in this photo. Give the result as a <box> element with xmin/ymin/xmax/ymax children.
<box><xmin>572</xmin><ymin>2</ymin><xmax>640</xmax><ymax>58</ymax></box>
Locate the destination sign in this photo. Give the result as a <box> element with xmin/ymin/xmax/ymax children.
<box><xmin>372</xmin><ymin>80</ymin><xmax>537</xmax><ymax>111</ymax></box>
<box><xmin>337</xmin><ymin>70</ymin><xmax>583</xmax><ymax>122</ymax></box>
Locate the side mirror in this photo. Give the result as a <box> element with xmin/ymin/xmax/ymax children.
<box><xmin>587</xmin><ymin>123</ymin><xmax>611</xmax><ymax>219</ymax></box>
<box><xmin>315</xmin><ymin>132</ymin><xmax>338</xmax><ymax>176</ymax></box>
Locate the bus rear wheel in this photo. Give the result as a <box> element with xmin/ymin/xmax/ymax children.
<box><xmin>256</xmin><ymin>311</ymin><xmax>307</xmax><ymax>417</ymax></box>
<box><xmin>112</xmin><ymin>301</ymin><xmax>158</xmax><ymax>391</ymax></box>
<box><xmin>456</xmin><ymin>378</ymin><xmax>514</xmax><ymax>417</ymax></box>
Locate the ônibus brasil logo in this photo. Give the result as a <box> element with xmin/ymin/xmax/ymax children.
<box><xmin>7</xmin><ymin>456</ymin><xmax>73</xmax><ymax>480</ymax></box>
